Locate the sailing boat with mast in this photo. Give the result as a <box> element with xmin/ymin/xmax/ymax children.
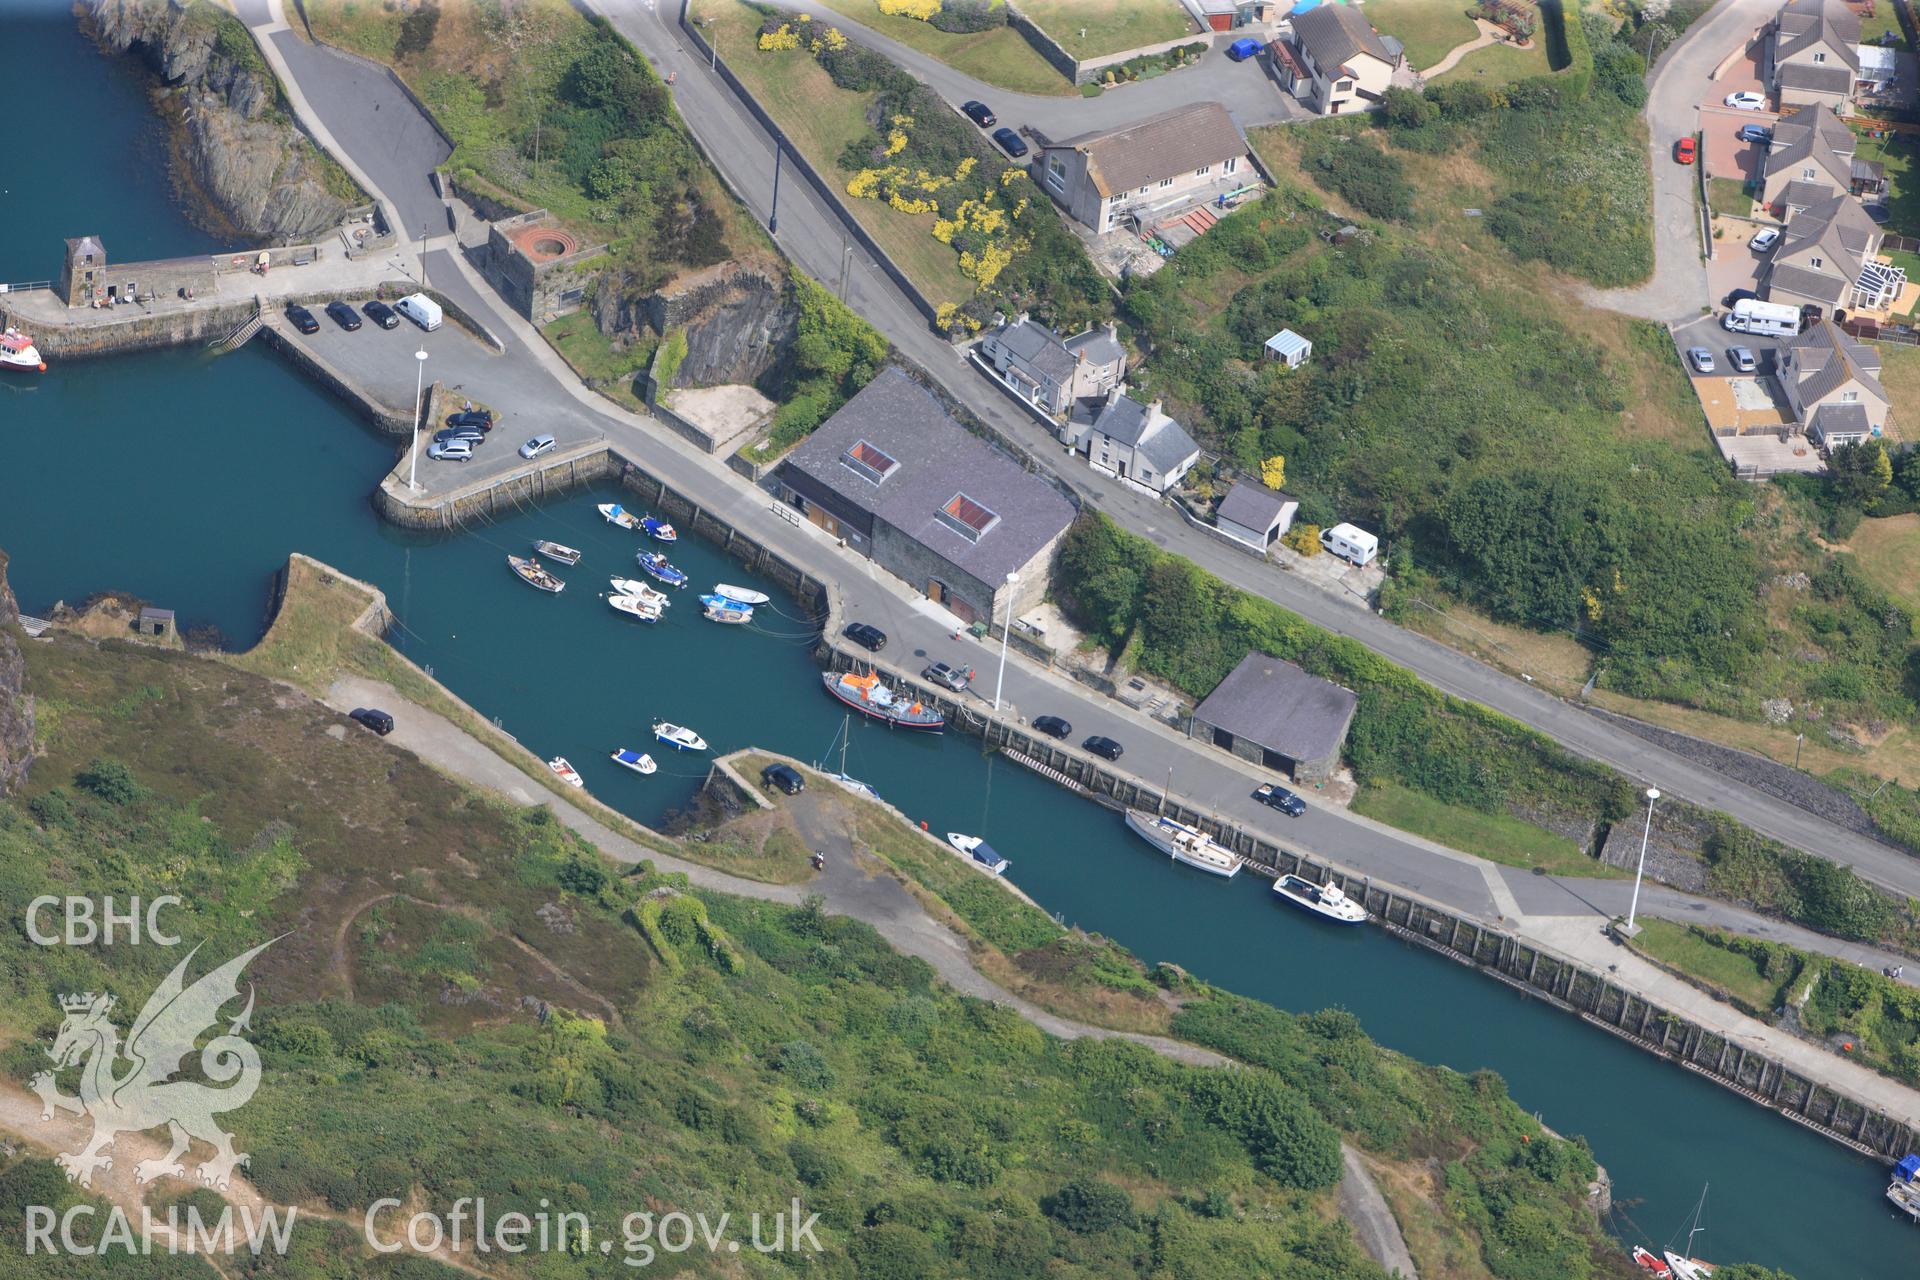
<box><xmin>814</xmin><ymin>714</ymin><xmax>878</xmax><ymax>799</ymax></box>
<box><xmin>1662</xmin><ymin>1185</ymin><xmax>1716</xmax><ymax>1279</ymax></box>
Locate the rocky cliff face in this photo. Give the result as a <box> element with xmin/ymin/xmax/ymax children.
<box><xmin>0</xmin><ymin>550</ymin><xmax>36</xmax><ymax>798</ymax></box>
<box><xmin>592</xmin><ymin>259</ymin><xmax>798</xmax><ymax>389</ymax></box>
<box><xmin>87</xmin><ymin>0</ymin><xmax>353</xmax><ymax>243</ymax></box>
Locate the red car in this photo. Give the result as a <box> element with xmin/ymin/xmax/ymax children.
<box><xmin>1674</xmin><ymin>136</ymin><xmax>1697</xmax><ymax>165</ymax></box>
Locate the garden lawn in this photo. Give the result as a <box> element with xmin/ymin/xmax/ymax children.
<box><xmin>1013</xmin><ymin>0</ymin><xmax>1197</xmax><ymax>59</ymax></box>
<box><xmin>1350</xmin><ymin>782</ymin><xmax>1620</xmax><ymax>878</ymax></box>
<box><xmin>1360</xmin><ymin>0</ymin><xmax>1479</xmax><ymax>71</ymax></box>
<box><xmin>812</xmin><ymin>0</ymin><xmax>1074</xmax><ymax>94</ymax></box>
<box><xmin>1854</xmin><ymin>127</ymin><xmax>1920</xmax><ymax>238</ymax></box>
<box><xmin>1430</xmin><ymin>35</ymin><xmax>1551</xmax><ymax>85</ymax></box>
<box><xmin>1708</xmin><ymin>176</ymin><xmax>1750</xmax><ymax>218</ymax></box>
<box><xmin>541</xmin><ymin>312</ymin><xmax>654</xmax><ymax>413</ymax></box>
<box><xmin>697</xmin><ymin>0</ymin><xmax>977</xmax><ymax>303</ymax></box>
<box><xmin>1848</xmin><ymin>512</ymin><xmax>1920</xmax><ymax>615</ymax></box>
<box><xmin>1628</xmin><ymin>918</ymin><xmax>1790</xmax><ymax>1014</ymax></box>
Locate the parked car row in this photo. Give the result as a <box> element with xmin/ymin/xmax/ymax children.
<box><xmin>1687</xmin><ymin>345</ymin><xmax>1760</xmax><ymax>375</ymax></box>
<box><xmin>286</xmin><ymin>293</ymin><xmax>439</xmax><ymax>336</ymax></box>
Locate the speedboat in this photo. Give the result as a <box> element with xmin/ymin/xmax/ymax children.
<box><xmin>653</xmin><ymin>721</ymin><xmax>708</xmax><ymax>751</ymax></box>
<box><xmin>533</xmin><ymin>540</ymin><xmax>582</xmax><ymax>566</ymax></box>
<box><xmin>609</xmin><ymin>578</ymin><xmax>671</xmax><ymax>607</ymax></box>
<box><xmin>636</xmin><ymin>551</ymin><xmax>688</xmax><ymax>588</ymax></box>
<box><xmin>1272</xmin><ymin>873</ymin><xmax>1369</xmax><ymax>924</ymax></box>
<box><xmin>702</xmin><ymin>602</ymin><xmax>753</xmax><ymax>625</ymax></box>
<box><xmin>548</xmin><ymin>757</ymin><xmax>584</xmax><ymax>788</ymax></box>
<box><xmin>1</xmin><ymin>327</ymin><xmax>45</xmax><ymax>373</ymax></box>
<box><xmin>699</xmin><ymin>593</ymin><xmax>752</xmax><ymax>612</ymax></box>
<box><xmin>1124</xmin><ymin>811</ymin><xmax>1243</xmax><ymax>878</ymax></box>
<box><xmin>822</xmin><ymin>670</ymin><xmax>945</xmax><ymax>731</ymax></box>
<box><xmin>1631</xmin><ymin>1248</ymin><xmax>1672</xmax><ymax>1279</ymax></box>
<box><xmin>597</xmin><ymin>502</ymin><xmax>643</xmax><ymax>530</ymax></box>
<box><xmin>946</xmin><ymin>833</ymin><xmax>1010</xmax><ymax>875</ymax></box>
<box><xmin>609</xmin><ymin>748</ymin><xmax>657</xmax><ymax>776</ymax></box>
<box><xmin>508</xmin><ymin>555</ymin><xmax>564</xmax><ymax>593</ymax></box>
<box><xmin>607</xmin><ymin>593</ymin><xmax>662</xmax><ymax>623</ymax></box>
<box><xmin>713</xmin><ymin>583</ymin><xmax>770</xmax><ymax>606</ymax></box>
<box><xmin>641</xmin><ymin>515</ymin><xmax>678</xmax><ymax>542</ymax></box>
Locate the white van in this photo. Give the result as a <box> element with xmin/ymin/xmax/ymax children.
<box><xmin>1320</xmin><ymin>522</ymin><xmax>1379</xmax><ymax>567</ymax></box>
<box><xmin>396</xmin><ymin>292</ymin><xmax>442</xmax><ymax>332</ymax></box>
<box><xmin>1722</xmin><ymin>298</ymin><xmax>1800</xmax><ymax>337</ymax></box>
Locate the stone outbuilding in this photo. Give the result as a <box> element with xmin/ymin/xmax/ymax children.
<box><xmin>773</xmin><ymin>368</ymin><xmax>1075</xmax><ymax>625</ymax></box>
<box><xmin>1186</xmin><ymin>651</ymin><xmax>1357</xmax><ymax>783</ymax></box>
<box><xmin>1214</xmin><ymin>480</ymin><xmax>1297</xmax><ymax>551</ymax></box>
<box><xmin>479</xmin><ymin>210</ymin><xmax>607</xmax><ymax>320</ymax></box>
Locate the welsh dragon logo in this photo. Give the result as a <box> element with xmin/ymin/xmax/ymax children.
<box><xmin>30</xmin><ymin>939</ymin><xmax>276</xmax><ymax>1190</ymax></box>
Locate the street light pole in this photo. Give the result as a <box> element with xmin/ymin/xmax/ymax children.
<box><xmin>1623</xmin><ymin>787</ymin><xmax>1660</xmax><ymax>937</ymax></box>
<box><xmin>408</xmin><ymin>348</ymin><xmax>428</xmax><ymax>491</ymax></box>
<box><xmin>770</xmin><ymin>146</ymin><xmax>783</xmax><ymax>235</ymax></box>
<box><xmin>992</xmin><ymin>571</ymin><xmax>1019</xmax><ymax>711</ymax></box>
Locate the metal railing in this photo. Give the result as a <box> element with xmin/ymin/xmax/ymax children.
<box><xmin>0</xmin><ymin>281</ymin><xmax>53</xmax><ymax>294</ymax></box>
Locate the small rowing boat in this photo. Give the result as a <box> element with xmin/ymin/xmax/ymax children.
<box><xmin>533</xmin><ymin>540</ymin><xmax>582</xmax><ymax>566</ymax></box>
<box><xmin>610</xmin><ymin>748</ymin><xmax>657</xmax><ymax>776</ymax></box>
<box><xmin>597</xmin><ymin>502</ymin><xmax>643</xmax><ymax>530</ymax></box>
<box><xmin>607</xmin><ymin>593</ymin><xmax>662</xmax><ymax>622</ymax></box>
<box><xmin>641</xmin><ymin>515</ymin><xmax>678</xmax><ymax>542</ymax></box>
<box><xmin>946</xmin><ymin>833</ymin><xmax>1010</xmax><ymax>875</ymax></box>
<box><xmin>508</xmin><ymin>555</ymin><xmax>564</xmax><ymax>593</ymax></box>
<box><xmin>548</xmin><ymin>757</ymin><xmax>584</xmax><ymax>788</ymax></box>
<box><xmin>1124</xmin><ymin>811</ymin><xmax>1243</xmax><ymax>878</ymax></box>
<box><xmin>653</xmin><ymin>721</ymin><xmax>708</xmax><ymax>751</ymax></box>
<box><xmin>712</xmin><ymin>583</ymin><xmax>770</xmax><ymax>606</ymax></box>
<box><xmin>636</xmin><ymin>551</ymin><xmax>688</xmax><ymax>588</ymax></box>
<box><xmin>1273</xmin><ymin>873</ymin><xmax>1369</xmax><ymax>924</ymax></box>
<box><xmin>609</xmin><ymin>578</ymin><xmax>671</xmax><ymax>608</ymax></box>
<box><xmin>702</xmin><ymin>602</ymin><xmax>753</xmax><ymax>625</ymax></box>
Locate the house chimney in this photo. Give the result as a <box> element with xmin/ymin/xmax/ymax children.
<box><xmin>1016</xmin><ymin>310</ymin><xmax>1030</xmax><ymax>325</ymax></box>
<box><xmin>1148</xmin><ymin>399</ymin><xmax>1163</xmax><ymax>419</ymax></box>
<box><xmin>1105</xmin><ymin>320</ymin><xmax>1118</xmax><ymax>341</ymax></box>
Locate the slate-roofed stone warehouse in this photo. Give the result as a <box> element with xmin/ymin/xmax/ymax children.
<box><xmin>1187</xmin><ymin>651</ymin><xmax>1358</xmax><ymax>783</ymax></box>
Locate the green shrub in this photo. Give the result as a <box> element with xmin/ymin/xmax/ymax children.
<box><xmin>1043</xmin><ymin>1178</ymin><xmax>1134</xmax><ymax>1233</ymax></box>
<box><xmin>75</xmin><ymin>757</ymin><xmax>145</xmax><ymax>805</ymax></box>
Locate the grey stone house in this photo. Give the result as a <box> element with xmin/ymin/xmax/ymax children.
<box><xmin>1187</xmin><ymin>652</ymin><xmax>1358</xmax><ymax>783</ymax></box>
<box><xmin>976</xmin><ymin>314</ymin><xmax>1127</xmax><ymax>417</ymax></box>
<box><xmin>773</xmin><ymin>368</ymin><xmax>1075</xmax><ymax>625</ymax></box>
<box><xmin>1063</xmin><ymin>387</ymin><xmax>1202</xmax><ymax>497</ymax></box>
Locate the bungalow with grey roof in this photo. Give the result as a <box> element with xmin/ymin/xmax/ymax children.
<box><xmin>1214</xmin><ymin>480</ymin><xmax>1298</xmax><ymax>551</ymax></box>
<box><xmin>773</xmin><ymin>368</ymin><xmax>1075</xmax><ymax>625</ymax></box>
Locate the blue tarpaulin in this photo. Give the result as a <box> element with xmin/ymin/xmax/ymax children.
<box><xmin>1897</xmin><ymin>1154</ymin><xmax>1920</xmax><ymax>1182</ymax></box>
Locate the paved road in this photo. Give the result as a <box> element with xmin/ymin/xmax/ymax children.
<box><xmin>757</xmin><ymin>0</ymin><xmax>1303</xmax><ymax>137</ymax></box>
<box><xmin>1584</xmin><ymin>0</ymin><xmax>1774</xmax><ymax>321</ymax></box>
<box><xmin>250</xmin><ymin>1</ymin><xmax>1920</xmax><ymax>911</ymax></box>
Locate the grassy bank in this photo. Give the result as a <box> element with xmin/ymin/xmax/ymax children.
<box><xmin>812</xmin><ymin>0</ymin><xmax>1072</xmax><ymax>93</ymax></box>
<box><xmin>1351</xmin><ymin>780</ymin><xmax>1624</xmax><ymax>879</ymax></box>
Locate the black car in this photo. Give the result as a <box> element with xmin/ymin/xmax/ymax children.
<box><xmin>761</xmin><ymin>763</ymin><xmax>806</xmax><ymax>795</ymax></box>
<box><xmin>286</xmin><ymin>303</ymin><xmax>320</xmax><ymax>335</ymax></box>
<box><xmin>325</xmin><ymin>300</ymin><xmax>363</xmax><ymax>332</ymax></box>
<box><xmin>1083</xmin><ymin>735</ymin><xmax>1123</xmax><ymax>761</ymax></box>
<box><xmin>445</xmin><ymin>410</ymin><xmax>493</xmax><ymax>431</ymax></box>
<box><xmin>1033</xmin><ymin>714</ymin><xmax>1072</xmax><ymax>739</ymax></box>
<box><xmin>961</xmin><ymin>99</ymin><xmax>996</xmax><ymax>128</ymax></box>
<box><xmin>349</xmin><ymin>707</ymin><xmax>395</xmax><ymax>736</ymax></box>
<box><xmin>991</xmin><ymin>127</ymin><xmax>1029</xmax><ymax>159</ymax></box>
<box><xmin>363</xmin><ymin>299</ymin><xmax>400</xmax><ymax>329</ymax></box>
<box><xmin>1722</xmin><ymin>287</ymin><xmax>1758</xmax><ymax>309</ymax></box>
<box><xmin>433</xmin><ymin>426</ymin><xmax>486</xmax><ymax>444</ymax></box>
<box><xmin>1254</xmin><ymin>783</ymin><xmax>1306</xmax><ymax>817</ymax></box>
<box><xmin>843</xmin><ymin>622</ymin><xmax>887</xmax><ymax>652</ymax></box>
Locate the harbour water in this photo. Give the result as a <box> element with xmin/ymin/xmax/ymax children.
<box><xmin>3</xmin><ymin>14</ymin><xmax>1913</xmax><ymax>1274</ymax></box>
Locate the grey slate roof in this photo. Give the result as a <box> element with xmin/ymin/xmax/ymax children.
<box><xmin>1137</xmin><ymin>417</ymin><xmax>1200</xmax><ymax>476</ymax></box>
<box><xmin>779</xmin><ymin>367</ymin><xmax>1075</xmax><ymax>584</ymax></box>
<box><xmin>1780</xmin><ymin>178</ymin><xmax>1840</xmax><ymax>210</ymax></box>
<box><xmin>1772</xmin><ymin>103</ymin><xmax>1857</xmax><ymax>155</ymax></box>
<box><xmin>1065</xmin><ymin>325</ymin><xmax>1125</xmax><ymax>367</ymax></box>
<box><xmin>1291</xmin><ymin>2</ymin><xmax>1397</xmax><ymax>72</ymax></box>
<box><xmin>1047</xmin><ymin>102</ymin><xmax>1248</xmax><ymax>198</ymax></box>
<box><xmin>1767</xmin><ymin>261</ymin><xmax>1848</xmax><ymax>303</ymax></box>
<box><xmin>65</xmin><ymin>235</ymin><xmax>105</xmax><ymax>257</ymax></box>
<box><xmin>1809</xmin><ymin>401</ymin><xmax>1872</xmax><ymax>440</ymax></box>
<box><xmin>1774</xmin><ymin>0</ymin><xmax>1861</xmax><ymax>68</ymax></box>
<box><xmin>1088</xmin><ymin>394</ymin><xmax>1200</xmax><ymax>475</ymax></box>
<box><xmin>1216</xmin><ymin>481</ymin><xmax>1293</xmax><ymax>533</ymax></box>
<box><xmin>995</xmin><ymin>316</ymin><xmax>1078</xmax><ymax>384</ymax></box>
<box><xmin>1091</xmin><ymin>395</ymin><xmax>1151</xmax><ymax>448</ymax></box>
<box><xmin>1787</xmin><ymin>319</ymin><xmax>1886</xmax><ymax>403</ymax></box>
<box><xmin>1192</xmin><ymin>652</ymin><xmax>1359</xmax><ymax>763</ymax></box>
<box><xmin>1777</xmin><ymin>60</ymin><xmax>1854</xmax><ymax>94</ymax></box>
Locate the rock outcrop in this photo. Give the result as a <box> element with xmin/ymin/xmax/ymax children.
<box><xmin>592</xmin><ymin>258</ymin><xmax>798</xmax><ymax>389</ymax></box>
<box><xmin>87</xmin><ymin>0</ymin><xmax>354</xmax><ymax>243</ymax></box>
<box><xmin>0</xmin><ymin>550</ymin><xmax>36</xmax><ymax>798</ymax></box>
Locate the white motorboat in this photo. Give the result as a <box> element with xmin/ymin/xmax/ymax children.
<box><xmin>1272</xmin><ymin>873</ymin><xmax>1369</xmax><ymax>924</ymax></box>
<box><xmin>1</xmin><ymin>327</ymin><xmax>46</xmax><ymax>373</ymax></box>
<box><xmin>653</xmin><ymin>721</ymin><xmax>708</xmax><ymax>751</ymax></box>
<box><xmin>607</xmin><ymin>593</ymin><xmax>662</xmax><ymax>623</ymax></box>
<box><xmin>609</xmin><ymin>578</ymin><xmax>671</xmax><ymax>608</ymax></box>
<box><xmin>945</xmin><ymin>833</ymin><xmax>1010</xmax><ymax>875</ymax></box>
<box><xmin>610</xmin><ymin>748</ymin><xmax>657</xmax><ymax>776</ymax></box>
<box><xmin>598</xmin><ymin>502</ymin><xmax>643</xmax><ymax>530</ymax></box>
<box><xmin>508</xmin><ymin>555</ymin><xmax>564</xmax><ymax>594</ymax></box>
<box><xmin>548</xmin><ymin>757</ymin><xmax>584</xmax><ymax>788</ymax></box>
<box><xmin>533</xmin><ymin>540</ymin><xmax>582</xmax><ymax>566</ymax></box>
<box><xmin>712</xmin><ymin>583</ymin><xmax>770</xmax><ymax>606</ymax></box>
<box><xmin>1124</xmin><ymin>810</ymin><xmax>1243</xmax><ymax>878</ymax></box>
<box><xmin>702</xmin><ymin>602</ymin><xmax>753</xmax><ymax>625</ymax></box>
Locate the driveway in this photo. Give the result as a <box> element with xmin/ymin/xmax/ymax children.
<box><xmin>1706</xmin><ymin>222</ymin><xmax>1772</xmax><ymax>304</ymax></box>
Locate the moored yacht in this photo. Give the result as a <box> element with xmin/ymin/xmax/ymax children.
<box><xmin>1272</xmin><ymin>873</ymin><xmax>1369</xmax><ymax>924</ymax></box>
<box><xmin>1123</xmin><ymin>811</ymin><xmax>1243</xmax><ymax>878</ymax></box>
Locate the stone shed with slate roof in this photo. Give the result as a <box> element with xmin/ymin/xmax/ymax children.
<box><xmin>1187</xmin><ymin>652</ymin><xmax>1358</xmax><ymax>783</ymax></box>
<box><xmin>773</xmin><ymin>368</ymin><xmax>1076</xmax><ymax>625</ymax></box>
<box><xmin>1035</xmin><ymin>102</ymin><xmax>1253</xmax><ymax>233</ymax></box>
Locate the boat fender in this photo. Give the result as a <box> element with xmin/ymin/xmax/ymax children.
<box><xmin>920</xmin><ymin>821</ymin><xmax>928</xmax><ymax>831</ymax></box>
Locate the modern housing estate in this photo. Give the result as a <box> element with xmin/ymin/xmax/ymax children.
<box><xmin>1763</xmin><ymin>0</ymin><xmax>1860</xmax><ymax>115</ymax></box>
<box><xmin>1777</xmin><ymin>319</ymin><xmax>1891</xmax><ymax>449</ymax></box>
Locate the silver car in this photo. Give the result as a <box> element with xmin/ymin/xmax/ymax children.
<box><xmin>519</xmin><ymin>434</ymin><xmax>557</xmax><ymax>460</ymax></box>
<box><xmin>1687</xmin><ymin>347</ymin><xmax>1716</xmax><ymax>374</ymax></box>
<box><xmin>427</xmin><ymin>439</ymin><xmax>474</xmax><ymax>462</ymax></box>
<box><xmin>1728</xmin><ymin>346</ymin><xmax>1757</xmax><ymax>373</ymax></box>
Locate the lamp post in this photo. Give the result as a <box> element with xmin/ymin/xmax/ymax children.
<box><xmin>1622</xmin><ymin>787</ymin><xmax>1659</xmax><ymax>938</ymax></box>
<box><xmin>992</xmin><ymin>571</ymin><xmax>1019</xmax><ymax>712</ymax></box>
<box><xmin>770</xmin><ymin>146</ymin><xmax>783</xmax><ymax>235</ymax></box>
<box><xmin>407</xmin><ymin>348</ymin><xmax>428</xmax><ymax>491</ymax></box>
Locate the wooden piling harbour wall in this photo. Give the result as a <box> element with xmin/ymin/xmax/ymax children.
<box><xmin>819</xmin><ymin>641</ymin><xmax>1920</xmax><ymax>1164</ymax></box>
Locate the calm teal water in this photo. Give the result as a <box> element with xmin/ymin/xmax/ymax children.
<box><xmin>4</xmin><ymin>14</ymin><xmax>1914</xmax><ymax>1275</ymax></box>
